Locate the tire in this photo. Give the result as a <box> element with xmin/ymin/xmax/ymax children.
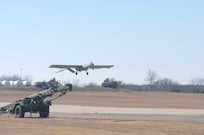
<box><xmin>39</xmin><ymin>105</ymin><xmax>49</xmax><ymax>118</ymax></box>
<box><xmin>15</xmin><ymin>105</ymin><xmax>25</xmax><ymax>118</ymax></box>
<box><xmin>39</xmin><ymin>112</ymin><xmax>49</xmax><ymax>118</ymax></box>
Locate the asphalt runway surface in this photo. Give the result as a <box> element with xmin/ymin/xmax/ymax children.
<box><xmin>1</xmin><ymin>102</ymin><xmax>204</xmax><ymax>122</ymax></box>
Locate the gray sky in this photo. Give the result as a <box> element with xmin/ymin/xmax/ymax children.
<box><xmin>0</xmin><ymin>0</ymin><xmax>204</xmax><ymax>85</ymax></box>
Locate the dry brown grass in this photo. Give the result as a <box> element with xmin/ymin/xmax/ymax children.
<box><xmin>1</xmin><ymin>88</ymin><xmax>204</xmax><ymax>135</ymax></box>
<box><xmin>1</xmin><ymin>88</ymin><xmax>204</xmax><ymax>109</ymax></box>
<box><xmin>0</xmin><ymin>116</ymin><xmax>204</xmax><ymax>135</ymax></box>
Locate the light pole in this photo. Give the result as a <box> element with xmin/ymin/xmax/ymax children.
<box><xmin>9</xmin><ymin>72</ymin><xmax>11</xmax><ymax>80</ymax></box>
<box><xmin>20</xmin><ymin>68</ymin><xmax>23</xmax><ymax>80</ymax></box>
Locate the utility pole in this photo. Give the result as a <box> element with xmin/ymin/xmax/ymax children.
<box><xmin>20</xmin><ymin>68</ymin><xmax>23</xmax><ymax>80</ymax></box>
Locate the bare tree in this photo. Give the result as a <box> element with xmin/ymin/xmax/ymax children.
<box><xmin>0</xmin><ymin>74</ymin><xmax>33</xmax><ymax>81</ymax></box>
<box><xmin>24</xmin><ymin>75</ymin><xmax>33</xmax><ymax>82</ymax></box>
<box><xmin>158</xmin><ymin>78</ymin><xmax>179</xmax><ymax>92</ymax></box>
<box><xmin>10</xmin><ymin>74</ymin><xmax>21</xmax><ymax>81</ymax></box>
<box><xmin>190</xmin><ymin>78</ymin><xmax>204</xmax><ymax>93</ymax></box>
<box><xmin>145</xmin><ymin>69</ymin><xmax>159</xmax><ymax>90</ymax></box>
<box><xmin>85</xmin><ymin>82</ymin><xmax>99</xmax><ymax>88</ymax></box>
<box><xmin>1</xmin><ymin>75</ymin><xmax>8</xmax><ymax>80</ymax></box>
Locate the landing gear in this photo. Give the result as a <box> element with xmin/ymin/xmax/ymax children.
<box><xmin>75</xmin><ymin>72</ymin><xmax>78</xmax><ymax>75</ymax></box>
<box><xmin>86</xmin><ymin>72</ymin><xmax>89</xmax><ymax>75</ymax></box>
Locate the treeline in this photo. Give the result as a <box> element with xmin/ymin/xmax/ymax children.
<box><xmin>0</xmin><ymin>74</ymin><xmax>32</xmax><ymax>81</ymax></box>
<box><xmin>119</xmin><ymin>84</ymin><xmax>204</xmax><ymax>93</ymax></box>
<box><xmin>119</xmin><ymin>70</ymin><xmax>204</xmax><ymax>93</ymax></box>
<box><xmin>97</xmin><ymin>69</ymin><xmax>204</xmax><ymax>93</ymax></box>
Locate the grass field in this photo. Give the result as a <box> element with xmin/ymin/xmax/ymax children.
<box><xmin>0</xmin><ymin>87</ymin><xmax>204</xmax><ymax>135</ymax></box>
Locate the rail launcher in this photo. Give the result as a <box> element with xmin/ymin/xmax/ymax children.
<box><xmin>0</xmin><ymin>79</ymin><xmax>72</xmax><ymax>118</ymax></box>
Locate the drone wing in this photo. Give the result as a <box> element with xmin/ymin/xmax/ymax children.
<box><xmin>89</xmin><ymin>65</ymin><xmax>114</xmax><ymax>69</ymax></box>
<box><xmin>49</xmin><ymin>65</ymin><xmax>82</xmax><ymax>73</ymax></box>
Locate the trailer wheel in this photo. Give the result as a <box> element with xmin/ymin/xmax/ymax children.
<box><xmin>39</xmin><ymin>112</ymin><xmax>49</xmax><ymax>118</ymax></box>
<box><xmin>15</xmin><ymin>105</ymin><xmax>25</xmax><ymax>118</ymax></box>
<box><xmin>39</xmin><ymin>105</ymin><xmax>49</xmax><ymax>118</ymax></box>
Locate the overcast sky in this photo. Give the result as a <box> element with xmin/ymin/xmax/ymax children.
<box><xmin>0</xmin><ymin>0</ymin><xmax>203</xmax><ymax>85</ymax></box>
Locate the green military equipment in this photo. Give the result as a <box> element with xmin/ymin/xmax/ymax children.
<box><xmin>0</xmin><ymin>79</ymin><xmax>72</xmax><ymax>118</ymax></box>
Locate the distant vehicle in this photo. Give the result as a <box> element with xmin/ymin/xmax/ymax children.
<box><xmin>102</xmin><ymin>78</ymin><xmax>119</xmax><ymax>89</ymax></box>
<box><xmin>49</xmin><ymin>62</ymin><xmax>114</xmax><ymax>75</ymax></box>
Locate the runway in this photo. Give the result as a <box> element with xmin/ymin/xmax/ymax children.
<box><xmin>1</xmin><ymin>102</ymin><xmax>204</xmax><ymax>121</ymax></box>
<box><xmin>50</xmin><ymin>104</ymin><xmax>204</xmax><ymax>122</ymax></box>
